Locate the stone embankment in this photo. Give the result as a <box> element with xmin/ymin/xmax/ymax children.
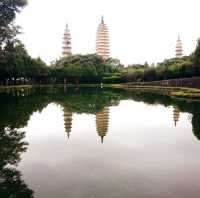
<box><xmin>114</xmin><ymin>77</ymin><xmax>200</xmax><ymax>100</ymax></box>
<box><xmin>128</xmin><ymin>77</ymin><xmax>200</xmax><ymax>89</ymax></box>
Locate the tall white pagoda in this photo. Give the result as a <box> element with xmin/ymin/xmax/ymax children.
<box><xmin>175</xmin><ymin>35</ymin><xmax>183</xmax><ymax>58</ymax></box>
<box><xmin>62</xmin><ymin>24</ymin><xmax>72</xmax><ymax>57</ymax></box>
<box><xmin>96</xmin><ymin>17</ymin><xmax>110</xmax><ymax>59</ymax></box>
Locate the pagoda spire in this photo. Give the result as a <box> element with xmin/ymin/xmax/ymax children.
<box><xmin>101</xmin><ymin>16</ymin><xmax>104</xmax><ymax>24</ymax></box>
<box><xmin>101</xmin><ymin>136</ymin><xmax>104</xmax><ymax>143</ymax></box>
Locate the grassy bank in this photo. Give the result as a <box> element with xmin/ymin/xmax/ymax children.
<box><xmin>111</xmin><ymin>84</ymin><xmax>200</xmax><ymax>99</ymax></box>
<box><xmin>0</xmin><ymin>85</ymin><xmax>33</xmax><ymax>92</ymax></box>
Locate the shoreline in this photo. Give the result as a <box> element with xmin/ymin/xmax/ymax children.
<box><xmin>112</xmin><ymin>84</ymin><xmax>200</xmax><ymax>100</ymax></box>
<box><xmin>1</xmin><ymin>84</ymin><xmax>200</xmax><ymax>100</ymax></box>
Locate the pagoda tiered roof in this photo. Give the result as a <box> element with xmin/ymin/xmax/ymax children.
<box><xmin>62</xmin><ymin>24</ymin><xmax>72</xmax><ymax>57</ymax></box>
<box><xmin>96</xmin><ymin>17</ymin><xmax>110</xmax><ymax>59</ymax></box>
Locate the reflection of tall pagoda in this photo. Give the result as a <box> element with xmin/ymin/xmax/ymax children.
<box><xmin>96</xmin><ymin>17</ymin><xmax>110</xmax><ymax>59</ymax></box>
<box><xmin>63</xmin><ymin>107</ymin><xmax>73</xmax><ymax>138</ymax></box>
<box><xmin>175</xmin><ymin>35</ymin><xmax>183</xmax><ymax>58</ymax></box>
<box><xmin>96</xmin><ymin>107</ymin><xmax>109</xmax><ymax>143</ymax></box>
<box><xmin>173</xmin><ymin>107</ymin><xmax>180</xmax><ymax>127</ymax></box>
<box><xmin>62</xmin><ymin>24</ymin><xmax>72</xmax><ymax>57</ymax></box>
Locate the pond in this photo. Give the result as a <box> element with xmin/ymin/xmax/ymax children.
<box><xmin>0</xmin><ymin>86</ymin><xmax>200</xmax><ymax>198</ymax></box>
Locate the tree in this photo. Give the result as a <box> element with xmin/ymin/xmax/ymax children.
<box><xmin>144</xmin><ymin>67</ymin><xmax>156</xmax><ymax>81</ymax></box>
<box><xmin>0</xmin><ymin>0</ymin><xmax>27</xmax><ymax>48</ymax></box>
<box><xmin>0</xmin><ymin>0</ymin><xmax>30</xmax><ymax>85</ymax></box>
<box><xmin>66</xmin><ymin>65</ymin><xmax>82</xmax><ymax>85</ymax></box>
<box><xmin>192</xmin><ymin>39</ymin><xmax>200</xmax><ymax>75</ymax></box>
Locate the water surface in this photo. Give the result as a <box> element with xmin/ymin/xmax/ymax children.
<box><xmin>1</xmin><ymin>87</ymin><xmax>200</xmax><ymax>198</ymax></box>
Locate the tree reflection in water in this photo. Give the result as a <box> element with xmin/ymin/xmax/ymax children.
<box><xmin>0</xmin><ymin>127</ymin><xmax>33</xmax><ymax>198</ymax></box>
<box><xmin>192</xmin><ymin>108</ymin><xmax>200</xmax><ymax>140</ymax></box>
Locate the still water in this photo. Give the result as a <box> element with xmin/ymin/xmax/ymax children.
<box><xmin>1</xmin><ymin>86</ymin><xmax>200</xmax><ymax>198</ymax></box>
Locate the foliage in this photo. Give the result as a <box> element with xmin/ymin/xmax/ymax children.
<box><xmin>0</xmin><ymin>167</ymin><xmax>34</xmax><ymax>198</ymax></box>
<box><xmin>0</xmin><ymin>40</ymin><xmax>48</xmax><ymax>84</ymax></box>
<box><xmin>121</xmin><ymin>56</ymin><xmax>196</xmax><ymax>83</ymax></box>
<box><xmin>103</xmin><ymin>75</ymin><xmax>122</xmax><ymax>84</ymax></box>
<box><xmin>0</xmin><ymin>0</ymin><xmax>27</xmax><ymax>48</ymax></box>
<box><xmin>0</xmin><ymin>126</ymin><xmax>33</xmax><ymax>198</ymax></box>
<box><xmin>50</xmin><ymin>54</ymin><xmax>121</xmax><ymax>84</ymax></box>
<box><xmin>0</xmin><ymin>0</ymin><xmax>48</xmax><ymax>85</ymax></box>
<box><xmin>192</xmin><ymin>38</ymin><xmax>200</xmax><ymax>75</ymax></box>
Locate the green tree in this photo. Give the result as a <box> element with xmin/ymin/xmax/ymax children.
<box><xmin>192</xmin><ymin>39</ymin><xmax>200</xmax><ymax>75</ymax></box>
<box><xmin>4</xmin><ymin>40</ymin><xmax>30</xmax><ymax>83</ymax></box>
<box><xmin>0</xmin><ymin>0</ymin><xmax>30</xmax><ymax>85</ymax></box>
<box><xmin>144</xmin><ymin>67</ymin><xmax>156</xmax><ymax>81</ymax></box>
<box><xmin>0</xmin><ymin>0</ymin><xmax>27</xmax><ymax>47</ymax></box>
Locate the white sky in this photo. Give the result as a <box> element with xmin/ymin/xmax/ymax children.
<box><xmin>16</xmin><ymin>0</ymin><xmax>200</xmax><ymax>65</ymax></box>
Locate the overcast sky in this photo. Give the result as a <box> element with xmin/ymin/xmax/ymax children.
<box><xmin>16</xmin><ymin>0</ymin><xmax>200</xmax><ymax>65</ymax></box>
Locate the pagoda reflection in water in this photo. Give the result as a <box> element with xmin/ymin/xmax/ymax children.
<box><xmin>96</xmin><ymin>107</ymin><xmax>110</xmax><ymax>143</ymax></box>
<box><xmin>62</xmin><ymin>105</ymin><xmax>110</xmax><ymax>142</ymax></box>
<box><xmin>63</xmin><ymin>107</ymin><xmax>73</xmax><ymax>138</ymax></box>
<box><xmin>173</xmin><ymin>107</ymin><xmax>180</xmax><ymax>127</ymax></box>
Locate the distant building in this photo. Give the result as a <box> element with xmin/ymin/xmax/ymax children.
<box><xmin>62</xmin><ymin>24</ymin><xmax>72</xmax><ymax>57</ymax></box>
<box><xmin>96</xmin><ymin>17</ymin><xmax>110</xmax><ymax>59</ymax></box>
<box><xmin>173</xmin><ymin>107</ymin><xmax>180</xmax><ymax>127</ymax></box>
<box><xmin>96</xmin><ymin>107</ymin><xmax>109</xmax><ymax>143</ymax></box>
<box><xmin>63</xmin><ymin>107</ymin><xmax>73</xmax><ymax>138</ymax></box>
<box><xmin>175</xmin><ymin>35</ymin><xmax>183</xmax><ymax>58</ymax></box>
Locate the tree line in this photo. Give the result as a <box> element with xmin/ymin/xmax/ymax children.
<box><xmin>121</xmin><ymin>46</ymin><xmax>200</xmax><ymax>84</ymax></box>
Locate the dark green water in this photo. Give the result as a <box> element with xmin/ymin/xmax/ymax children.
<box><xmin>1</xmin><ymin>86</ymin><xmax>200</xmax><ymax>198</ymax></box>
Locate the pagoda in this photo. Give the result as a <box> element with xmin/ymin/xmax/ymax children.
<box><xmin>62</xmin><ymin>24</ymin><xmax>72</xmax><ymax>57</ymax></box>
<box><xmin>96</xmin><ymin>17</ymin><xmax>110</xmax><ymax>59</ymax></box>
<box><xmin>63</xmin><ymin>107</ymin><xmax>73</xmax><ymax>138</ymax></box>
<box><xmin>173</xmin><ymin>107</ymin><xmax>180</xmax><ymax>127</ymax></box>
<box><xmin>96</xmin><ymin>107</ymin><xmax>109</xmax><ymax>143</ymax></box>
<box><xmin>175</xmin><ymin>35</ymin><xmax>183</xmax><ymax>58</ymax></box>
